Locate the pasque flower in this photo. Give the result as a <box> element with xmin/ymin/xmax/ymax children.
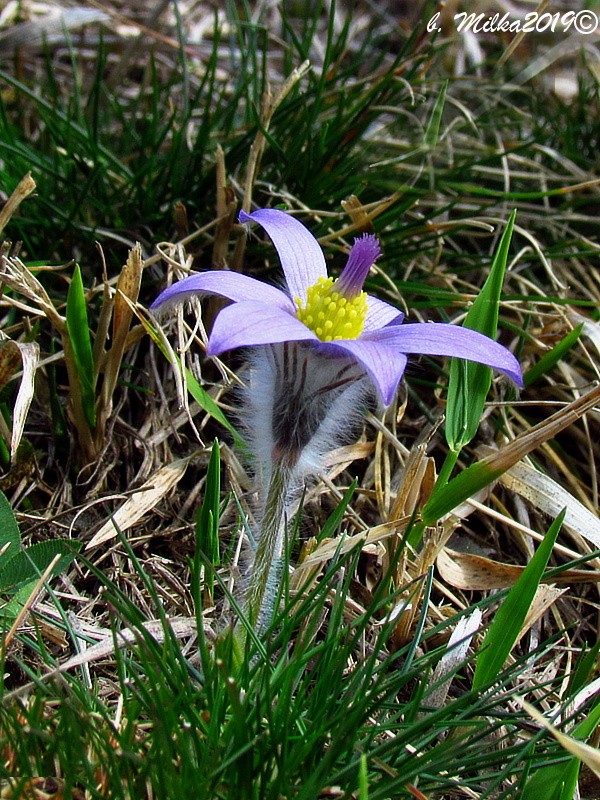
<box><xmin>152</xmin><ymin>208</ymin><xmax>522</xmax><ymax>637</ymax></box>
<box><xmin>151</xmin><ymin>208</ymin><xmax>522</xmax><ymax>406</ymax></box>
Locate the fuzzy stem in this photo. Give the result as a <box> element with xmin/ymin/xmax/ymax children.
<box><xmin>243</xmin><ymin>464</ymin><xmax>290</xmax><ymax>631</ymax></box>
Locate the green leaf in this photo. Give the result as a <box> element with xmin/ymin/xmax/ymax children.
<box><xmin>358</xmin><ymin>753</ymin><xmax>369</xmax><ymax>800</ymax></box>
<box><xmin>472</xmin><ymin>509</ymin><xmax>564</xmax><ymax>690</ymax></box>
<box><xmin>567</xmin><ymin>641</ymin><xmax>600</xmax><ymax>697</ymax></box>
<box><xmin>445</xmin><ymin>210</ymin><xmax>516</xmax><ymax>452</ymax></box>
<box><xmin>142</xmin><ymin>311</ymin><xmax>243</xmax><ymax>450</ymax></box>
<box><xmin>66</xmin><ymin>264</ymin><xmax>96</xmax><ymax>428</ymax></box>
<box><xmin>184</xmin><ymin>366</ymin><xmax>245</xmax><ymax>451</ymax></box>
<box><xmin>195</xmin><ymin>439</ymin><xmax>221</xmax><ymax>578</ymax></box>
<box><xmin>0</xmin><ymin>489</ymin><xmax>22</xmax><ymax>564</ymax></box>
<box><xmin>421</xmin><ymin>458</ymin><xmax>505</xmax><ymax>525</ymax></box>
<box><xmin>317</xmin><ymin>479</ymin><xmax>357</xmax><ymax>543</ymax></box>
<box><xmin>0</xmin><ymin>539</ymin><xmax>79</xmax><ymax>593</ymax></box>
<box><xmin>524</xmin><ymin>323</ymin><xmax>583</xmax><ymax>388</ymax></box>
<box><xmin>423</xmin><ymin>80</ymin><xmax>448</xmax><ymax>149</ymax></box>
<box><xmin>520</xmin><ymin>697</ymin><xmax>600</xmax><ymax>800</ymax></box>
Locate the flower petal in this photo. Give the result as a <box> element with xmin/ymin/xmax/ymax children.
<box><xmin>335</xmin><ymin>234</ymin><xmax>381</xmax><ymax>297</ymax></box>
<box><xmin>207</xmin><ymin>300</ymin><xmax>318</xmax><ymax>356</ymax></box>
<box><xmin>323</xmin><ymin>339</ymin><xmax>408</xmax><ymax>405</ymax></box>
<box><xmin>239</xmin><ymin>209</ymin><xmax>327</xmax><ymax>301</ymax></box>
<box><xmin>150</xmin><ymin>271</ymin><xmax>294</xmax><ymax>313</ymax></box>
<box><xmin>363</xmin><ymin>295</ymin><xmax>404</xmax><ymax>331</ymax></box>
<box><xmin>365</xmin><ymin>323</ymin><xmax>523</xmax><ymax>386</ymax></box>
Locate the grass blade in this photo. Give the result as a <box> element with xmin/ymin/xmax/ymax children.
<box><xmin>195</xmin><ymin>440</ymin><xmax>221</xmax><ymax>605</ymax></box>
<box><xmin>423</xmin><ymin>80</ymin><xmax>448</xmax><ymax>149</ymax></box>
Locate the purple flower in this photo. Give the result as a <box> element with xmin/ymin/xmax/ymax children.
<box><xmin>151</xmin><ymin>208</ymin><xmax>522</xmax><ymax>404</ymax></box>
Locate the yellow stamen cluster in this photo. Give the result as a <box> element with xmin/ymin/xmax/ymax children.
<box><xmin>295</xmin><ymin>276</ymin><xmax>368</xmax><ymax>342</ymax></box>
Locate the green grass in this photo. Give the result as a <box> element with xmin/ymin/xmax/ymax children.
<box><xmin>1</xmin><ymin>0</ymin><xmax>600</xmax><ymax>797</ymax></box>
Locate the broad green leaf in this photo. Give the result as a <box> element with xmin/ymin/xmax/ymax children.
<box><xmin>0</xmin><ymin>579</ymin><xmax>38</xmax><ymax>620</ymax></box>
<box><xmin>0</xmin><ymin>539</ymin><xmax>79</xmax><ymax>592</ymax></box>
<box><xmin>66</xmin><ymin>264</ymin><xmax>96</xmax><ymax>428</ymax></box>
<box><xmin>524</xmin><ymin>323</ymin><xmax>583</xmax><ymax>387</ymax></box>
<box><xmin>472</xmin><ymin>509</ymin><xmax>564</xmax><ymax>690</ymax></box>
<box><xmin>0</xmin><ymin>489</ymin><xmax>22</xmax><ymax>564</ymax></box>
<box><xmin>445</xmin><ymin>210</ymin><xmax>516</xmax><ymax>452</ymax></box>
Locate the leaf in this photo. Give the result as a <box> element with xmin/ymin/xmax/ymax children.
<box><xmin>317</xmin><ymin>479</ymin><xmax>357</xmax><ymax>543</ymax></box>
<box><xmin>0</xmin><ymin>340</ymin><xmax>40</xmax><ymax>460</ymax></box>
<box><xmin>184</xmin><ymin>366</ymin><xmax>245</xmax><ymax>451</ymax></box>
<box><xmin>519</xmin><ymin>697</ymin><xmax>600</xmax><ymax>799</ymax></box>
<box><xmin>423</xmin><ymin>80</ymin><xmax>448</xmax><ymax>149</ymax></box>
<box><xmin>427</xmin><ymin>609</ymin><xmax>482</xmax><ymax>709</ymax></box>
<box><xmin>10</xmin><ymin>341</ymin><xmax>39</xmax><ymax>461</ymax></box>
<box><xmin>139</xmin><ymin>307</ymin><xmax>244</xmax><ymax>449</ymax></box>
<box><xmin>445</xmin><ymin>210</ymin><xmax>516</xmax><ymax>452</ymax></box>
<box><xmin>0</xmin><ymin>489</ymin><xmax>22</xmax><ymax>564</ymax></box>
<box><xmin>0</xmin><ymin>539</ymin><xmax>78</xmax><ymax>592</ymax></box>
<box><xmin>0</xmin><ymin>172</ymin><xmax>36</xmax><ymax>236</ymax></box>
<box><xmin>0</xmin><ymin>341</ymin><xmax>23</xmax><ymax>394</ymax></box>
<box><xmin>523</xmin><ymin>323</ymin><xmax>583</xmax><ymax>387</ymax></box>
<box><xmin>195</xmin><ymin>440</ymin><xmax>221</xmax><ymax>601</ymax></box>
<box><xmin>86</xmin><ymin>453</ymin><xmax>198</xmax><ymax>548</ymax></box>
<box><xmin>65</xmin><ymin>264</ymin><xmax>96</xmax><ymax>428</ymax></box>
<box><xmin>98</xmin><ymin>243</ymin><xmax>144</xmax><ymax>426</ymax></box>
<box><xmin>437</xmin><ymin>547</ymin><xmax>600</xmax><ymax>591</ymax></box>
<box><xmin>472</xmin><ymin>509</ymin><xmax>564</xmax><ymax>690</ymax></box>
<box><xmin>500</xmin><ymin>461</ymin><xmax>600</xmax><ymax>548</ymax></box>
<box><xmin>422</xmin><ymin>382</ymin><xmax>600</xmax><ymax>524</ymax></box>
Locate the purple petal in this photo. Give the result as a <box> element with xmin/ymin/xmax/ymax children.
<box><xmin>365</xmin><ymin>323</ymin><xmax>523</xmax><ymax>386</ymax></box>
<box><xmin>335</xmin><ymin>234</ymin><xmax>381</xmax><ymax>297</ymax></box>
<box><xmin>239</xmin><ymin>209</ymin><xmax>327</xmax><ymax>301</ymax></box>
<box><xmin>207</xmin><ymin>300</ymin><xmax>318</xmax><ymax>356</ymax></box>
<box><xmin>150</xmin><ymin>271</ymin><xmax>294</xmax><ymax>313</ymax></box>
<box><xmin>363</xmin><ymin>295</ymin><xmax>404</xmax><ymax>332</ymax></box>
<box><xmin>323</xmin><ymin>339</ymin><xmax>408</xmax><ymax>405</ymax></box>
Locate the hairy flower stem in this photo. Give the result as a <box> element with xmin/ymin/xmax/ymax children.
<box><xmin>243</xmin><ymin>464</ymin><xmax>291</xmax><ymax>632</ymax></box>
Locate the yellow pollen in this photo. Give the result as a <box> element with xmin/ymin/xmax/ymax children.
<box><xmin>295</xmin><ymin>276</ymin><xmax>368</xmax><ymax>342</ymax></box>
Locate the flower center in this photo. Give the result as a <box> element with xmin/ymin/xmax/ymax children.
<box><xmin>295</xmin><ymin>276</ymin><xmax>368</xmax><ymax>342</ymax></box>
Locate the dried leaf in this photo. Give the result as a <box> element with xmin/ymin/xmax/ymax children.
<box><xmin>0</xmin><ymin>341</ymin><xmax>22</xmax><ymax>393</ymax></box>
<box><xmin>11</xmin><ymin>342</ymin><xmax>39</xmax><ymax>460</ymax></box>
<box><xmin>112</xmin><ymin>243</ymin><xmax>143</xmax><ymax>342</ymax></box>
<box><xmin>436</xmin><ymin>547</ymin><xmax>600</xmax><ymax>591</ymax></box>
<box><xmin>517</xmin><ymin>584</ymin><xmax>566</xmax><ymax>644</ymax></box>
<box><xmin>0</xmin><ymin>173</ymin><xmax>36</xmax><ymax>236</ymax></box>
<box><xmin>292</xmin><ymin>517</ymin><xmax>411</xmax><ymax>575</ymax></box>
<box><xmin>520</xmin><ymin>698</ymin><xmax>600</xmax><ymax>780</ymax></box>
<box><xmin>500</xmin><ymin>461</ymin><xmax>600</xmax><ymax>548</ymax></box>
<box><xmin>341</xmin><ymin>195</ymin><xmax>372</xmax><ymax>230</ymax></box>
<box><xmin>86</xmin><ymin>453</ymin><xmax>197</xmax><ymax>548</ymax></box>
<box><xmin>428</xmin><ymin>609</ymin><xmax>482</xmax><ymax>708</ymax></box>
